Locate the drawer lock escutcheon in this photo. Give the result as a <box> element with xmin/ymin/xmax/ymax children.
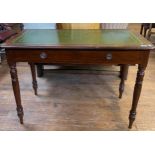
<box><xmin>106</xmin><ymin>53</ymin><xmax>112</xmax><ymax>60</ymax></box>
<box><xmin>40</xmin><ymin>52</ymin><xmax>47</xmax><ymax>59</ymax></box>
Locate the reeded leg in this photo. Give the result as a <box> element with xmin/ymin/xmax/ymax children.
<box><xmin>147</xmin><ymin>23</ymin><xmax>152</xmax><ymax>40</ymax></box>
<box><xmin>37</xmin><ymin>64</ymin><xmax>44</xmax><ymax>77</ymax></box>
<box><xmin>119</xmin><ymin>65</ymin><xmax>129</xmax><ymax>80</ymax></box>
<box><xmin>119</xmin><ymin>65</ymin><xmax>128</xmax><ymax>98</ymax></box>
<box><xmin>128</xmin><ymin>64</ymin><xmax>146</xmax><ymax>129</ymax></box>
<box><xmin>119</xmin><ymin>65</ymin><xmax>123</xmax><ymax>78</ymax></box>
<box><xmin>29</xmin><ymin>63</ymin><xmax>38</xmax><ymax>95</ymax></box>
<box><xmin>9</xmin><ymin>62</ymin><xmax>24</xmax><ymax>124</ymax></box>
<box><xmin>144</xmin><ymin>28</ymin><xmax>147</xmax><ymax>37</ymax></box>
<box><xmin>140</xmin><ymin>24</ymin><xmax>143</xmax><ymax>35</ymax></box>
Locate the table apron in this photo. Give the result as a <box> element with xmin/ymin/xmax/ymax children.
<box><xmin>6</xmin><ymin>49</ymin><xmax>148</xmax><ymax>65</ymax></box>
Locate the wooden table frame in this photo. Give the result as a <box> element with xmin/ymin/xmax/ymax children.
<box><xmin>2</xmin><ymin>29</ymin><xmax>154</xmax><ymax>129</ymax></box>
<box><xmin>6</xmin><ymin>49</ymin><xmax>150</xmax><ymax>129</ymax></box>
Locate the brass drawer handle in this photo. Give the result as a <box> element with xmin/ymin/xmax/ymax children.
<box><xmin>40</xmin><ymin>52</ymin><xmax>47</xmax><ymax>59</ymax></box>
<box><xmin>106</xmin><ymin>53</ymin><xmax>112</xmax><ymax>60</ymax></box>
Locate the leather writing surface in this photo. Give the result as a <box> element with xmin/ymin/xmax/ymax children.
<box><xmin>2</xmin><ymin>29</ymin><xmax>154</xmax><ymax>50</ymax></box>
<box><xmin>12</xmin><ymin>29</ymin><xmax>141</xmax><ymax>45</ymax></box>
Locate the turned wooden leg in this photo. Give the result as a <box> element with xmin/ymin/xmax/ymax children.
<box><xmin>37</xmin><ymin>64</ymin><xmax>44</xmax><ymax>77</ymax></box>
<box><xmin>147</xmin><ymin>23</ymin><xmax>152</xmax><ymax>40</ymax></box>
<box><xmin>128</xmin><ymin>64</ymin><xmax>146</xmax><ymax>129</ymax></box>
<box><xmin>144</xmin><ymin>28</ymin><xmax>147</xmax><ymax>37</ymax></box>
<box><xmin>9</xmin><ymin>62</ymin><xmax>24</xmax><ymax>124</ymax></box>
<box><xmin>119</xmin><ymin>65</ymin><xmax>129</xmax><ymax>80</ymax></box>
<box><xmin>29</xmin><ymin>63</ymin><xmax>38</xmax><ymax>95</ymax></box>
<box><xmin>140</xmin><ymin>24</ymin><xmax>143</xmax><ymax>35</ymax></box>
<box><xmin>119</xmin><ymin>65</ymin><xmax>128</xmax><ymax>98</ymax></box>
<box><xmin>119</xmin><ymin>65</ymin><xmax>123</xmax><ymax>78</ymax></box>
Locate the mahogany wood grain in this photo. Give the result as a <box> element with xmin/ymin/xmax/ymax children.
<box><xmin>129</xmin><ymin>64</ymin><xmax>147</xmax><ymax>128</ymax></box>
<box><xmin>6</xmin><ymin>49</ymin><xmax>144</xmax><ymax>65</ymax></box>
<box><xmin>120</xmin><ymin>65</ymin><xmax>129</xmax><ymax>80</ymax></box>
<box><xmin>29</xmin><ymin>63</ymin><xmax>38</xmax><ymax>95</ymax></box>
<box><xmin>36</xmin><ymin>64</ymin><xmax>44</xmax><ymax>77</ymax></box>
<box><xmin>119</xmin><ymin>64</ymin><xmax>128</xmax><ymax>98</ymax></box>
<box><xmin>8</xmin><ymin>62</ymin><xmax>24</xmax><ymax>124</ymax></box>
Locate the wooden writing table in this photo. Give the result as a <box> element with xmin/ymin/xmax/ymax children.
<box><xmin>1</xmin><ymin>29</ymin><xmax>154</xmax><ymax>129</ymax></box>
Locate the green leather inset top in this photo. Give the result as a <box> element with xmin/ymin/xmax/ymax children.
<box><xmin>2</xmin><ymin>29</ymin><xmax>154</xmax><ymax>49</ymax></box>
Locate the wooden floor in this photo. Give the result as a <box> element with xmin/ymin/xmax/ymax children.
<box><xmin>0</xmin><ymin>24</ymin><xmax>155</xmax><ymax>131</ymax></box>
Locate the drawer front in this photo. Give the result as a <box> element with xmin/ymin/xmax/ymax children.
<box><xmin>6</xmin><ymin>49</ymin><xmax>143</xmax><ymax>65</ymax></box>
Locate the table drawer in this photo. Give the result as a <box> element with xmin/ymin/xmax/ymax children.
<box><xmin>7</xmin><ymin>49</ymin><xmax>143</xmax><ymax>65</ymax></box>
